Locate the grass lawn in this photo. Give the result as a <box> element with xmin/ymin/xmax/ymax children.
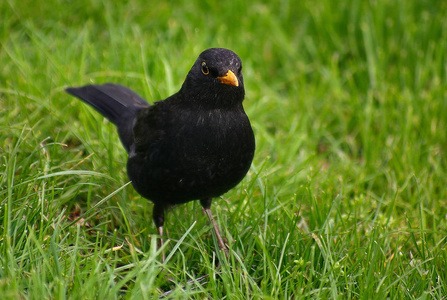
<box><xmin>1</xmin><ymin>0</ymin><xmax>447</xmax><ymax>298</ymax></box>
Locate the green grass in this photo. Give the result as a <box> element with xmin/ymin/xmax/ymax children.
<box><xmin>1</xmin><ymin>0</ymin><xmax>447</xmax><ymax>298</ymax></box>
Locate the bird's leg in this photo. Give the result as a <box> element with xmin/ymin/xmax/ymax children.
<box><xmin>153</xmin><ymin>204</ymin><xmax>166</xmax><ymax>262</ymax></box>
<box><xmin>200</xmin><ymin>198</ymin><xmax>229</xmax><ymax>257</ymax></box>
<box><xmin>157</xmin><ymin>226</ymin><xmax>164</xmax><ymax>257</ymax></box>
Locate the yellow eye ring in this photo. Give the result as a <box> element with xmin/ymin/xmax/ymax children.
<box><xmin>201</xmin><ymin>62</ymin><xmax>209</xmax><ymax>75</ymax></box>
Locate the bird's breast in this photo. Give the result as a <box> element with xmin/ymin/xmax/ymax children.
<box><xmin>127</xmin><ymin>107</ymin><xmax>255</xmax><ymax>204</ymax></box>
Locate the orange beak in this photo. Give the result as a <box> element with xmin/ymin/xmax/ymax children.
<box><xmin>217</xmin><ymin>70</ymin><xmax>239</xmax><ymax>87</ymax></box>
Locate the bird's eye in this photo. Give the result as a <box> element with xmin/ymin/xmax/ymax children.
<box><xmin>201</xmin><ymin>62</ymin><xmax>209</xmax><ymax>75</ymax></box>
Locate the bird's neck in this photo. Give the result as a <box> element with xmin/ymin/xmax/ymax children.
<box><xmin>177</xmin><ymin>85</ymin><xmax>245</xmax><ymax>110</ymax></box>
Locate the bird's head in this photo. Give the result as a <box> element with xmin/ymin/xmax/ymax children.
<box><xmin>180</xmin><ymin>48</ymin><xmax>245</xmax><ymax>108</ymax></box>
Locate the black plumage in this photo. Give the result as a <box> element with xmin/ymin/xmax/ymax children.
<box><xmin>66</xmin><ymin>48</ymin><xmax>255</xmax><ymax>256</ymax></box>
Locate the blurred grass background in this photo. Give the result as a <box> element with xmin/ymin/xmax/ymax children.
<box><xmin>1</xmin><ymin>0</ymin><xmax>447</xmax><ymax>298</ymax></box>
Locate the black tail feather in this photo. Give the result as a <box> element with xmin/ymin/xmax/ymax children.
<box><xmin>65</xmin><ymin>83</ymin><xmax>150</xmax><ymax>152</ymax></box>
<box><xmin>65</xmin><ymin>83</ymin><xmax>149</xmax><ymax>126</ymax></box>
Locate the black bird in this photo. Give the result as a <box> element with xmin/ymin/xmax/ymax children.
<box><xmin>66</xmin><ymin>48</ymin><xmax>255</xmax><ymax>256</ymax></box>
